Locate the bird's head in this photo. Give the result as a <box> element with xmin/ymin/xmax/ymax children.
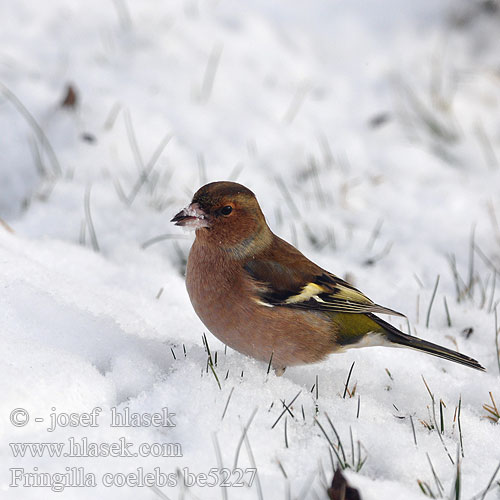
<box><xmin>171</xmin><ymin>181</ymin><xmax>271</xmax><ymax>255</ymax></box>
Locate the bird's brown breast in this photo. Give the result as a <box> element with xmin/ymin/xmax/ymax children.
<box><xmin>186</xmin><ymin>236</ymin><xmax>338</xmax><ymax>368</ymax></box>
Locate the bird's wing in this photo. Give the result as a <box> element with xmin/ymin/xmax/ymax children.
<box><xmin>244</xmin><ymin>258</ymin><xmax>404</xmax><ymax>317</ymax></box>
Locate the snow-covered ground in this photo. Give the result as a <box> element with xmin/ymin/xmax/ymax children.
<box><xmin>1</xmin><ymin>0</ymin><xmax>500</xmax><ymax>498</ymax></box>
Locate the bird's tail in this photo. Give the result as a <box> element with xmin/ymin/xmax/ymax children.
<box><xmin>369</xmin><ymin>314</ymin><xmax>485</xmax><ymax>372</ymax></box>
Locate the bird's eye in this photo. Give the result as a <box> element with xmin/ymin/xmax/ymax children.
<box><xmin>220</xmin><ymin>205</ymin><xmax>233</xmax><ymax>216</ymax></box>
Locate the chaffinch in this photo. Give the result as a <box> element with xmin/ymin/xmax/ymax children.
<box><xmin>172</xmin><ymin>181</ymin><xmax>485</xmax><ymax>374</ymax></box>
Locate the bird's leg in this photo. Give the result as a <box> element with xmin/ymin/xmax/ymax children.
<box><xmin>274</xmin><ymin>366</ymin><xmax>286</xmax><ymax>377</ymax></box>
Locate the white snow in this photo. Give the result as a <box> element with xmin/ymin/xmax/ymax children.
<box><xmin>1</xmin><ymin>0</ymin><xmax>500</xmax><ymax>499</ymax></box>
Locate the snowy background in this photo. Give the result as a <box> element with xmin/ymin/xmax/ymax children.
<box><xmin>1</xmin><ymin>0</ymin><xmax>500</xmax><ymax>498</ymax></box>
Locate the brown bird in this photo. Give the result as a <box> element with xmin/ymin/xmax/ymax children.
<box><xmin>172</xmin><ymin>181</ymin><xmax>485</xmax><ymax>375</ymax></box>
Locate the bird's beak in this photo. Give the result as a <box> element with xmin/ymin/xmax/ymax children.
<box><xmin>171</xmin><ymin>203</ymin><xmax>209</xmax><ymax>229</ymax></box>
